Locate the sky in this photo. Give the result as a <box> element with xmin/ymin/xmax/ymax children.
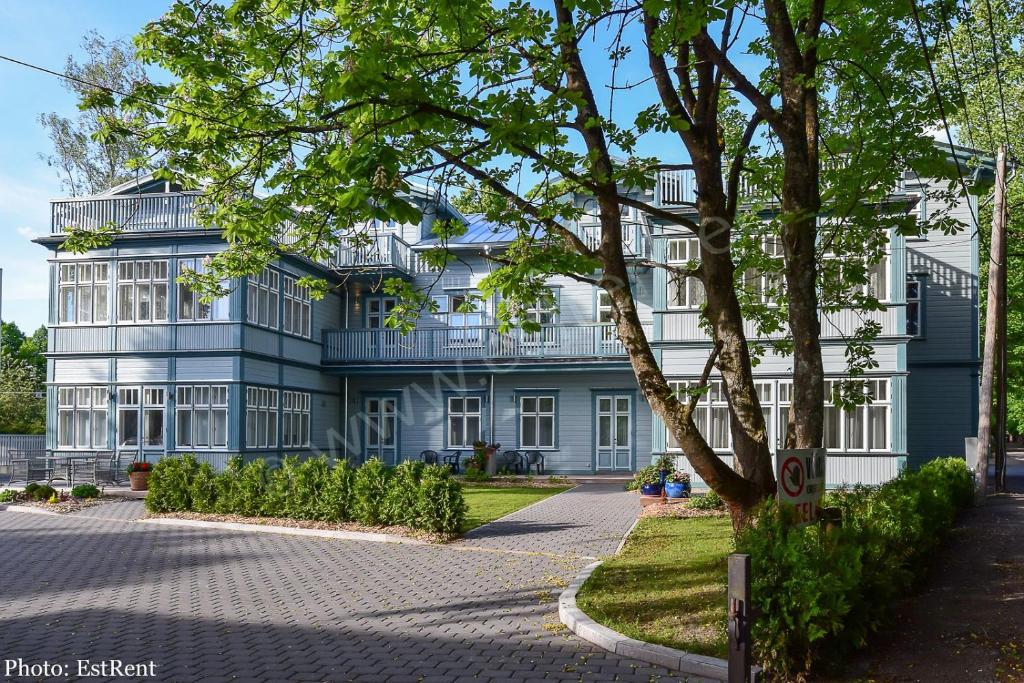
<box><xmin>0</xmin><ymin>1</ymin><xmax>170</xmax><ymax>333</ymax></box>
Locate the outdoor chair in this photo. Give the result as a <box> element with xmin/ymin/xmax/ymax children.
<box><xmin>71</xmin><ymin>457</ymin><xmax>98</xmax><ymax>486</ymax></box>
<box><xmin>524</xmin><ymin>450</ymin><xmax>545</xmax><ymax>475</ymax></box>
<box><xmin>442</xmin><ymin>450</ymin><xmax>463</xmax><ymax>474</ymax></box>
<box><xmin>8</xmin><ymin>456</ymin><xmax>30</xmax><ymax>485</ymax></box>
<box><xmin>114</xmin><ymin>453</ymin><xmax>137</xmax><ymax>486</ymax></box>
<box><xmin>419</xmin><ymin>450</ymin><xmax>439</xmax><ymax>466</ymax></box>
<box><xmin>10</xmin><ymin>450</ymin><xmax>52</xmax><ymax>484</ymax></box>
<box><xmin>500</xmin><ymin>450</ymin><xmax>523</xmax><ymax>474</ymax></box>
<box><xmin>94</xmin><ymin>452</ymin><xmax>117</xmax><ymax>485</ymax></box>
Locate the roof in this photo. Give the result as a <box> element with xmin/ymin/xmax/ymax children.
<box><xmin>415</xmin><ymin>214</ymin><xmax>521</xmax><ymax>248</ymax></box>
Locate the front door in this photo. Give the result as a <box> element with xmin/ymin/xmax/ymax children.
<box><xmin>595</xmin><ymin>394</ymin><xmax>632</xmax><ymax>471</ymax></box>
<box><xmin>365</xmin><ymin>396</ymin><xmax>398</xmax><ymax>465</ymax></box>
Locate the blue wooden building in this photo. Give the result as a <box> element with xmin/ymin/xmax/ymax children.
<box><xmin>34</xmin><ymin>148</ymin><xmax>984</xmax><ymax>485</ymax></box>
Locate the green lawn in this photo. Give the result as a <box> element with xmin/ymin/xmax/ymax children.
<box><xmin>575</xmin><ymin>516</ymin><xmax>733</xmax><ymax>658</ymax></box>
<box><xmin>461</xmin><ymin>485</ymin><xmax>571</xmax><ymax>532</ymax></box>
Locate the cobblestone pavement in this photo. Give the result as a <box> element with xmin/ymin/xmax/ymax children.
<box><xmin>0</xmin><ymin>485</ymin><xmax>692</xmax><ymax>682</ymax></box>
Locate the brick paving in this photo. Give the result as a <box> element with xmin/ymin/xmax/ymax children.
<box><xmin>0</xmin><ymin>484</ymin><xmax>691</xmax><ymax>682</ymax></box>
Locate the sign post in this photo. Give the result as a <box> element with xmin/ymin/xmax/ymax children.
<box><xmin>775</xmin><ymin>448</ymin><xmax>826</xmax><ymax>526</ymax></box>
<box><xmin>727</xmin><ymin>553</ymin><xmax>752</xmax><ymax>683</ymax></box>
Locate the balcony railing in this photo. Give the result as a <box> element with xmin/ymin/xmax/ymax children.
<box><xmin>322</xmin><ymin>322</ymin><xmax>649</xmax><ymax>363</ymax></box>
<box><xmin>329</xmin><ymin>233</ymin><xmax>415</xmax><ymax>273</ymax></box>
<box><xmin>574</xmin><ymin>221</ymin><xmax>649</xmax><ymax>258</ymax></box>
<box><xmin>51</xmin><ymin>193</ymin><xmax>202</xmax><ymax>234</ymax></box>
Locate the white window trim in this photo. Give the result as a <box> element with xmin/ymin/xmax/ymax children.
<box><xmin>177</xmin><ymin>257</ymin><xmax>230</xmax><ymax>322</ymax></box>
<box><xmin>665</xmin><ymin>238</ymin><xmax>705</xmax><ymax>310</ymax></box>
<box><xmin>282</xmin><ymin>275</ymin><xmax>312</xmax><ymax>338</ymax></box>
<box><xmin>447</xmin><ymin>395</ymin><xmax>482</xmax><ymax>449</ymax></box>
<box><xmin>57</xmin><ymin>262</ymin><xmax>110</xmax><ymax>326</ymax></box>
<box><xmin>247</xmin><ymin>268</ymin><xmax>280</xmax><ymax>329</ymax></box>
<box><xmin>57</xmin><ymin>386</ymin><xmax>108</xmax><ymax>449</ymax></box>
<box><xmin>519</xmin><ymin>394</ymin><xmax>556</xmax><ymax>450</ymax></box>
<box><xmin>245</xmin><ymin>386</ymin><xmax>279</xmax><ymax>449</ymax></box>
<box><xmin>116</xmin><ymin>259</ymin><xmax>169</xmax><ymax>324</ymax></box>
<box><xmin>175</xmin><ymin>384</ymin><xmax>229</xmax><ymax>449</ymax></box>
<box><xmin>281</xmin><ymin>390</ymin><xmax>311</xmax><ymax>448</ymax></box>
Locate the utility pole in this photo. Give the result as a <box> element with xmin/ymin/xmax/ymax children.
<box><xmin>978</xmin><ymin>144</ymin><xmax>1008</xmax><ymax>498</ymax></box>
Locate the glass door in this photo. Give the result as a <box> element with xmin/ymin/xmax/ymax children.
<box><xmin>595</xmin><ymin>394</ymin><xmax>632</xmax><ymax>471</ymax></box>
<box><xmin>365</xmin><ymin>396</ymin><xmax>398</xmax><ymax>465</ymax></box>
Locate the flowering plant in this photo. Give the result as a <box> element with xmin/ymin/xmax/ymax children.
<box><xmin>667</xmin><ymin>470</ymin><xmax>691</xmax><ymax>484</ymax></box>
<box><xmin>127</xmin><ymin>461</ymin><xmax>151</xmax><ymax>474</ymax></box>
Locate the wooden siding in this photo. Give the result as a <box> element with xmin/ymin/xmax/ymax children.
<box><xmin>659</xmin><ymin>307</ymin><xmax>900</xmax><ymax>342</ymax></box>
<box><xmin>668</xmin><ymin>453</ymin><xmax>905</xmax><ymax>488</ymax></box>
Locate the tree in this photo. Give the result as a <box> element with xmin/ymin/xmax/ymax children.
<box><xmin>38</xmin><ymin>31</ymin><xmax>152</xmax><ymax>196</ymax></box>
<box><xmin>940</xmin><ymin>0</ymin><xmax>1024</xmax><ymax>435</ymax></box>
<box><xmin>92</xmin><ymin>0</ymin><xmax>957</xmax><ymax>523</ymax></box>
<box><xmin>0</xmin><ymin>322</ymin><xmax>45</xmax><ymax>434</ymax></box>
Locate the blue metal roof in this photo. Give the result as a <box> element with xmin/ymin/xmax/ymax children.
<box><xmin>415</xmin><ymin>214</ymin><xmax>521</xmax><ymax>247</ymax></box>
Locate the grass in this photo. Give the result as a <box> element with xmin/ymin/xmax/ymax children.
<box><xmin>575</xmin><ymin>515</ymin><xmax>733</xmax><ymax>658</ymax></box>
<box><xmin>460</xmin><ymin>484</ymin><xmax>571</xmax><ymax>532</ymax></box>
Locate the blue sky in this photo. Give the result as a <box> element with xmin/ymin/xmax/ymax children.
<box><xmin>0</xmin><ymin>1</ymin><xmax>169</xmax><ymax>333</ymax></box>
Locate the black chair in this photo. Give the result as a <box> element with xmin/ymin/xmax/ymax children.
<box><xmin>524</xmin><ymin>450</ymin><xmax>545</xmax><ymax>475</ymax></box>
<box><xmin>442</xmin><ymin>450</ymin><xmax>463</xmax><ymax>474</ymax></box>
<box><xmin>419</xmin><ymin>450</ymin><xmax>439</xmax><ymax>466</ymax></box>
<box><xmin>500</xmin><ymin>449</ymin><xmax>523</xmax><ymax>474</ymax></box>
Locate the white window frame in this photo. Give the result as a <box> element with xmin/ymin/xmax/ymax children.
<box><xmin>519</xmin><ymin>395</ymin><xmax>556</xmax><ymax>449</ymax></box>
<box><xmin>175</xmin><ymin>385</ymin><xmax>229</xmax><ymax>449</ymax></box>
<box><xmin>666</xmin><ymin>379</ymin><xmax>729</xmax><ymax>451</ymax></box>
<box><xmin>57</xmin><ymin>386</ymin><xmax>108</xmax><ymax>449</ymax></box>
<box><xmin>665</xmin><ymin>238</ymin><xmax>705</xmax><ymax>310</ymax></box>
<box><xmin>365</xmin><ymin>396</ymin><xmax>397</xmax><ymax>454</ymax></box>
<box><xmin>281</xmin><ymin>390</ymin><xmax>310</xmax><ymax>448</ymax></box>
<box><xmin>247</xmin><ymin>268</ymin><xmax>280</xmax><ymax>329</ymax></box>
<box><xmin>177</xmin><ymin>257</ymin><xmax>229</xmax><ymax>322</ymax></box>
<box><xmin>117</xmin><ymin>259</ymin><xmax>168</xmax><ymax>324</ymax></box>
<box><xmin>447</xmin><ymin>395</ymin><xmax>482</xmax><ymax>449</ymax></box>
<box><xmin>58</xmin><ymin>262</ymin><xmax>109</xmax><ymax>325</ymax></box>
<box><xmin>282</xmin><ymin>275</ymin><xmax>311</xmax><ymax>338</ymax></box>
<box><xmin>245</xmin><ymin>386</ymin><xmax>279</xmax><ymax>448</ymax></box>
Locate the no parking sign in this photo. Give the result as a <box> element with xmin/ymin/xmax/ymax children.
<box><xmin>776</xmin><ymin>448</ymin><xmax>826</xmax><ymax>527</ymax></box>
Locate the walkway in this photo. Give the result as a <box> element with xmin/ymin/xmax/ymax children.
<box><xmin>841</xmin><ymin>453</ymin><xmax>1024</xmax><ymax>682</ymax></box>
<box><xmin>0</xmin><ymin>483</ymin><xmax>690</xmax><ymax>682</ymax></box>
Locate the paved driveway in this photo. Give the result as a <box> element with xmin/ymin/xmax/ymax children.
<box><xmin>0</xmin><ymin>484</ymin><xmax>688</xmax><ymax>682</ymax></box>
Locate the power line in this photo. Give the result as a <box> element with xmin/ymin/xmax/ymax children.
<box><xmin>981</xmin><ymin>0</ymin><xmax>1014</xmax><ymax>148</ymax></box>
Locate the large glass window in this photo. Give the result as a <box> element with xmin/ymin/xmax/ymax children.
<box><xmin>142</xmin><ymin>388</ymin><xmax>166</xmax><ymax>447</ymax></box>
<box><xmin>365</xmin><ymin>396</ymin><xmax>396</xmax><ymax>455</ymax></box>
<box><xmin>907</xmin><ymin>276</ymin><xmax>923</xmax><ymax>337</ymax></box>
<box><xmin>117</xmin><ymin>260</ymin><xmax>168</xmax><ymax>323</ymax></box>
<box><xmin>447</xmin><ymin>396</ymin><xmax>481</xmax><ymax>448</ymax></box>
<box><xmin>281</xmin><ymin>390</ymin><xmax>310</xmax><ymax>448</ymax></box>
<box><xmin>116</xmin><ymin>387</ymin><xmax>165</xmax><ymax>448</ymax></box>
<box><xmin>435</xmin><ymin>294</ymin><xmax>484</xmax><ymax>346</ymax></box>
<box><xmin>117</xmin><ymin>388</ymin><xmax>140</xmax><ymax>447</ymax></box>
<box><xmin>245</xmin><ymin>387</ymin><xmax>279</xmax><ymax>448</ymax></box>
<box><xmin>175</xmin><ymin>385</ymin><xmax>228</xmax><ymax>448</ymax></box>
<box><xmin>57</xmin><ymin>386</ymin><xmax>108</xmax><ymax>448</ymax></box>
<box><xmin>177</xmin><ymin>258</ymin><xmax>229</xmax><ymax>321</ymax></box>
<box><xmin>246</xmin><ymin>268</ymin><xmax>280</xmax><ymax>329</ymax></box>
<box><xmin>58</xmin><ymin>262</ymin><xmax>109</xmax><ymax>324</ymax></box>
<box><xmin>825</xmin><ymin>379</ymin><xmax>890</xmax><ymax>452</ymax></box>
<box><xmin>520</xmin><ymin>395</ymin><xmax>556</xmax><ymax>449</ymax></box>
<box><xmin>283</xmin><ymin>275</ymin><xmax>311</xmax><ymax>337</ymax></box>
<box><xmin>666</xmin><ymin>238</ymin><xmax>705</xmax><ymax>309</ymax></box>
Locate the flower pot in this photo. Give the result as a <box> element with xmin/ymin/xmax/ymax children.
<box><xmin>665</xmin><ymin>482</ymin><xmax>690</xmax><ymax>498</ymax></box>
<box><xmin>640</xmin><ymin>483</ymin><xmax>663</xmax><ymax>496</ymax></box>
<box><xmin>129</xmin><ymin>471</ymin><xmax>150</xmax><ymax>491</ymax></box>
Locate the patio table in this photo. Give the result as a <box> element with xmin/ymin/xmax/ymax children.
<box><xmin>46</xmin><ymin>455</ymin><xmax>98</xmax><ymax>487</ymax></box>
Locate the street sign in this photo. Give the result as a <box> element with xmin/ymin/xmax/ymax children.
<box><xmin>775</xmin><ymin>448</ymin><xmax>826</xmax><ymax>526</ymax></box>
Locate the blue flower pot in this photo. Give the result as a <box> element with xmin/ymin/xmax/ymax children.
<box><xmin>665</xmin><ymin>482</ymin><xmax>690</xmax><ymax>498</ymax></box>
<box><xmin>640</xmin><ymin>483</ymin><xmax>663</xmax><ymax>496</ymax></box>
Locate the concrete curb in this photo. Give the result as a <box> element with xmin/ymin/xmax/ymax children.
<box><xmin>0</xmin><ymin>505</ymin><xmax>62</xmax><ymax>516</ymax></box>
<box><xmin>137</xmin><ymin>516</ymin><xmax>430</xmax><ymax>546</ymax></box>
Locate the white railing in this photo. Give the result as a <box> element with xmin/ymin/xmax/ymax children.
<box><xmin>51</xmin><ymin>193</ymin><xmax>202</xmax><ymax>234</ymax></box>
<box><xmin>574</xmin><ymin>221</ymin><xmax>649</xmax><ymax>258</ymax></box>
<box><xmin>330</xmin><ymin>233</ymin><xmax>415</xmax><ymax>273</ymax></box>
<box><xmin>322</xmin><ymin>322</ymin><xmax>652</xmax><ymax>363</ymax></box>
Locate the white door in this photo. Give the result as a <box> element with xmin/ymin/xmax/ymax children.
<box><xmin>365</xmin><ymin>396</ymin><xmax>398</xmax><ymax>465</ymax></box>
<box><xmin>595</xmin><ymin>394</ymin><xmax>632</xmax><ymax>471</ymax></box>
<box><xmin>367</xmin><ymin>298</ymin><xmax>398</xmax><ymax>357</ymax></box>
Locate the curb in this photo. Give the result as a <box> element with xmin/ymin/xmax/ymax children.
<box><xmin>0</xmin><ymin>505</ymin><xmax>62</xmax><ymax>516</ymax></box>
<box><xmin>137</xmin><ymin>516</ymin><xmax>430</xmax><ymax>546</ymax></box>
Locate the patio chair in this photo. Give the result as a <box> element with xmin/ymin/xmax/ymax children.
<box><xmin>94</xmin><ymin>452</ymin><xmax>117</xmax><ymax>485</ymax></box>
<box><xmin>114</xmin><ymin>453</ymin><xmax>137</xmax><ymax>486</ymax></box>
<box><xmin>419</xmin><ymin>450</ymin><xmax>439</xmax><ymax>466</ymax></box>
<box><xmin>10</xmin><ymin>450</ymin><xmax>52</xmax><ymax>484</ymax></box>
<box><xmin>71</xmin><ymin>457</ymin><xmax>98</xmax><ymax>486</ymax></box>
<box><xmin>500</xmin><ymin>449</ymin><xmax>523</xmax><ymax>474</ymax></box>
<box><xmin>442</xmin><ymin>450</ymin><xmax>462</xmax><ymax>474</ymax></box>
<box><xmin>523</xmin><ymin>450</ymin><xmax>545</xmax><ymax>475</ymax></box>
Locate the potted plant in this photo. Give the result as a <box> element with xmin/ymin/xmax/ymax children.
<box><xmin>634</xmin><ymin>465</ymin><xmax>663</xmax><ymax>497</ymax></box>
<box><xmin>665</xmin><ymin>470</ymin><xmax>692</xmax><ymax>498</ymax></box>
<box><xmin>654</xmin><ymin>455</ymin><xmax>675</xmax><ymax>487</ymax></box>
<box><xmin>470</xmin><ymin>440</ymin><xmax>501</xmax><ymax>476</ymax></box>
<box><xmin>127</xmin><ymin>461</ymin><xmax>151</xmax><ymax>491</ymax></box>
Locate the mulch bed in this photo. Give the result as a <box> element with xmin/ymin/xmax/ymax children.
<box><xmin>146</xmin><ymin>511</ymin><xmax>451</xmax><ymax>543</ymax></box>
<box><xmin>454</xmin><ymin>476</ymin><xmax>574</xmax><ymax>489</ymax></box>
<box><xmin>640</xmin><ymin>500</ymin><xmax>728</xmax><ymax>519</ymax></box>
<box><xmin>9</xmin><ymin>495</ymin><xmax>128</xmax><ymax>515</ymax></box>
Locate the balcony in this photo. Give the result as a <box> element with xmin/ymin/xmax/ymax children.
<box><xmin>329</xmin><ymin>233</ymin><xmax>416</xmax><ymax>276</ymax></box>
<box><xmin>50</xmin><ymin>193</ymin><xmax>202</xmax><ymax>235</ymax></box>
<box><xmin>574</xmin><ymin>221</ymin><xmax>650</xmax><ymax>259</ymax></box>
<box><xmin>322</xmin><ymin>322</ymin><xmax>650</xmax><ymax>364</ymax></box>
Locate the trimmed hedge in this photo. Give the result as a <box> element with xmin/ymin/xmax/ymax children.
<box><xmin>738</xmin><ymin>457</ymin><xmax>974</xmax><ymax>679</ymax></box>
<box><xmin>145</xmin><ymin>455</ymin><xmax>466</xmax><ymax>534</ymax></box>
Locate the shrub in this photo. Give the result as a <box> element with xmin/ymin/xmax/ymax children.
<box><xmin>689</xmin><ymin>489</ymin><xmax>724</xmax><ymax>510</ymax></box>
<box><xmin>318</xmin><ymin>459</ymin><xmax>355</xmax><ymax>522</ymax></box>
<box><xmin>262</xmin><ymin>455</ymin><xmax>297</xmax><ymax>517</ymax></box>
<box><xmin>415</xmin><ymin>465</ymin><xmax>467</xmax><ymax>534</ymax></box>
<box><xmin>353</xmin><ymin>458</ymin><xmax>391</xmax><ymax>526</ymax></box>
<box><xmin>739</xmin><ymin>457</ymin><xmax>974</xmax><ymax>679</ymax></box>
<box><xmin>28</xmin><ymin>484</ymin><xmax>56</xmax><ymax>502</ymax></box>
<box><xmin>213</xmin><ymin>455</ymin><xmax>245</xmax><ymax>514</ymax></box>
<box><xmin>232</xmin><ymin>459</ymin><xmax>269</xmax><ymax>517</ymax></box>
<box><xmin>189</xmin><ymin>462</ymin><xmax>219</xmax><ymax>513</ymax></box>
<box><xmin>288</xmin><ymin>457</ymin><xmax>331</xmax><ymax>520</ymax></box>
<box><xmin>626</xmin><ymin>465</ymin><xmax>661</xmax><ymax>491</ymax></box>
<box><xmin>145</xmin><ymin>454</ymin><xmax>199</xmax><ymax>513</ymax></box>
<box><xmin>0</xmin><ymin>489</ymin><xmax>16</xmax><ymax>503</ymax></box>
<box><xmin>24</xmin><ymin>482</ymin><xmax>40</xmax><ymax>496</ymax></box>
<box><xmin>382</xmin><ymin>460</ymin><xmax>425</xmax><ymax>525</ymax></box>
<box><xmin>71</xmin><ymin>484</ymin><xmax>100</xmax><ymax>499</ymax></box>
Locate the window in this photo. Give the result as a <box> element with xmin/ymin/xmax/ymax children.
<box><xmin>666</xmin><ymin>238</ymin><xmax>705</xmax><ymax>309</ymax></box>
<box><xmin>58</xmin><ymin>262</ymin><xmax>109</xmax><ymax>324</ymax></box>
<box><xmin>57</xmin><ymin>387</ymin><xmax>108</xmax><ymax>448</ymax></box>
<box><xmin>666</xmin><ymin>380</ymin><xmax>729</xmax><ymax>450</ymax></box>
<box><xmin>743</xmin><ymin>236</ymin><xmax>785</xmax><ymax>304</ymax></box>
<box><xmin>756</xmin><ymin>381</ymin><xmax>774</xmax><ymax>449</ymax></box>
<box><xmin>907</xmin><ymin>276</ymin><xmax>923</xmax><ymax>337</ymax></box>
<box><xmin>524</xmin><ymin>290</ymin><xmax>556</xmax><ymax>344</ymax></box>
<box><xmin>907</xmin><ymin>192</ymin><xmax>928</xmax><ymax>240</ymax></box>
<box><xmin>447</xmin><ymin>395</ymin><xmax>481</xmax><ymax>448</ymax></box>
<box><xmin>247</xmin><ymin>268</ymin><xmax>280</xmax><ymax>328</ymax></box>
<box><xmin>142</xmin><ymin>388</ymin><xmax>166</xmax><ymax>447</ymax></box>
<box><xmin>823</xmin><ymin>378</ymin><xmax>890</xmax><ymax>452</ymax></box>
<box><xmin>866</xmin><ymin>256</ymin><xmax>889</xmax><ymax>301</ymax></box>
<box><xmin>245</xmin><ymin>387</ymin><xmax>279</xmax><ymax>448</ymax></box>
<box><xmin>436</xmin><ymin>294</ymin><xmax>483</xmax><ymax>346</ymax></box>
<box><xmin>117</xmin><ymin>260</ymin><xmax>168</xmax><ymax>323</ymax></box>
<box><xmin>178</xmin><ymin>258</ymin><xmax>229</xmax><ymax>321</ymax></box>
<box><xmin>778</xmin><ymin>381</ymin><xmax>792</xmax><ymax>448</ymax></box>
<box><xmin>175</xmin><ymin>385</ymin><xmax>228</xmax><ymax>448</ymax></box>
<box><xmin>117</xmin><ymin>388</ymin><xmax>140</xmax><ymax>447</ymax></box>
<box><xmin>365</xmin><ymin>396</ymin><xmax>396</xmax><ymax>456</ymax></box>
<box><xmin>520</xmin><ymin>395</ymin><xmax>556</xmax><ymax>449</ymax></box>
<box><xmin>368</xmin><ymin>297</ymin><xmax>397</xmax><ymax>329</ymax></box>
<box><xmin>282</xmin><ymin>390</ymin><xmax>311</xmax><ymax>448</ymax></box>
<box><xmin>282</xmin><ymin>275</ymin><xmax>311</xmax><ymax>337</ymax></box>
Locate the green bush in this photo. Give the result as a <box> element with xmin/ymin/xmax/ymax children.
<box><xmin>0</xmin><ymin>489</ymin><xmax>16</xmax><ymax>503</ymax></box>
<box><xmin>213</xmin><ymin>455</ymin><xmax>245</xmax><ymax>514</ymax></box>
<box><xmin>318</xmin><ymin>459</ymin><xmax>355</xmax><ymax>522</ymax></box>
<box><xmin>739</xmin><ymin>457</ymin><xmax>974</xmax><ymax>679</ymax></box>
<box><xmin>189</xmin><ymin>462</ymin><xmax>219</xmax><ymax>513</ymax></box>
<box><xmin>262</xmin><ymin>455</ymin><xmax>296</xmax><ymax>517</ymax></box>
<box><xmin>415</xmin><ymin>465</ymin><xmax>467</xmax><ymax>534</ymax></box>
<box><xmin>353</xmin><ymin>458</ymin><xmax>391</xmax><ymax>525</ymax></box>
<box><xmin>232</xmin><ymin>459</ymin><xmax>269</xmax><ymax>517</ymax></box>
<box><xmin>145</xmin><ymin>454</ymin><xmax>200</xmax><ymax>513</ymax></box>
<box><xmin>689</xmin><ymin>488</ymin><xmax>724</xmax><ymax>510</ymax></box>
<box><xmin>288</xmin><ymin>456</ymin><xmax>331</xmax><ymax>520</ymax></box>
<box><xmin>29</xmin><ymin>484</ymin><xmax>56</xmax><ymax>501</ymax></box>
<box><xmin>382</xmin><ymin>460</ymin><xmax>425</xmax><ymax>525</ymax></box>
<box><xmin>24</xmin><ymin>482</ymin><xmax>40</xmax><ymax>496</ymax></box>
<box><xmin>71</xmin><ymin>484</ymin><xmax>100</xmax><ymax>499</ymax></box>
